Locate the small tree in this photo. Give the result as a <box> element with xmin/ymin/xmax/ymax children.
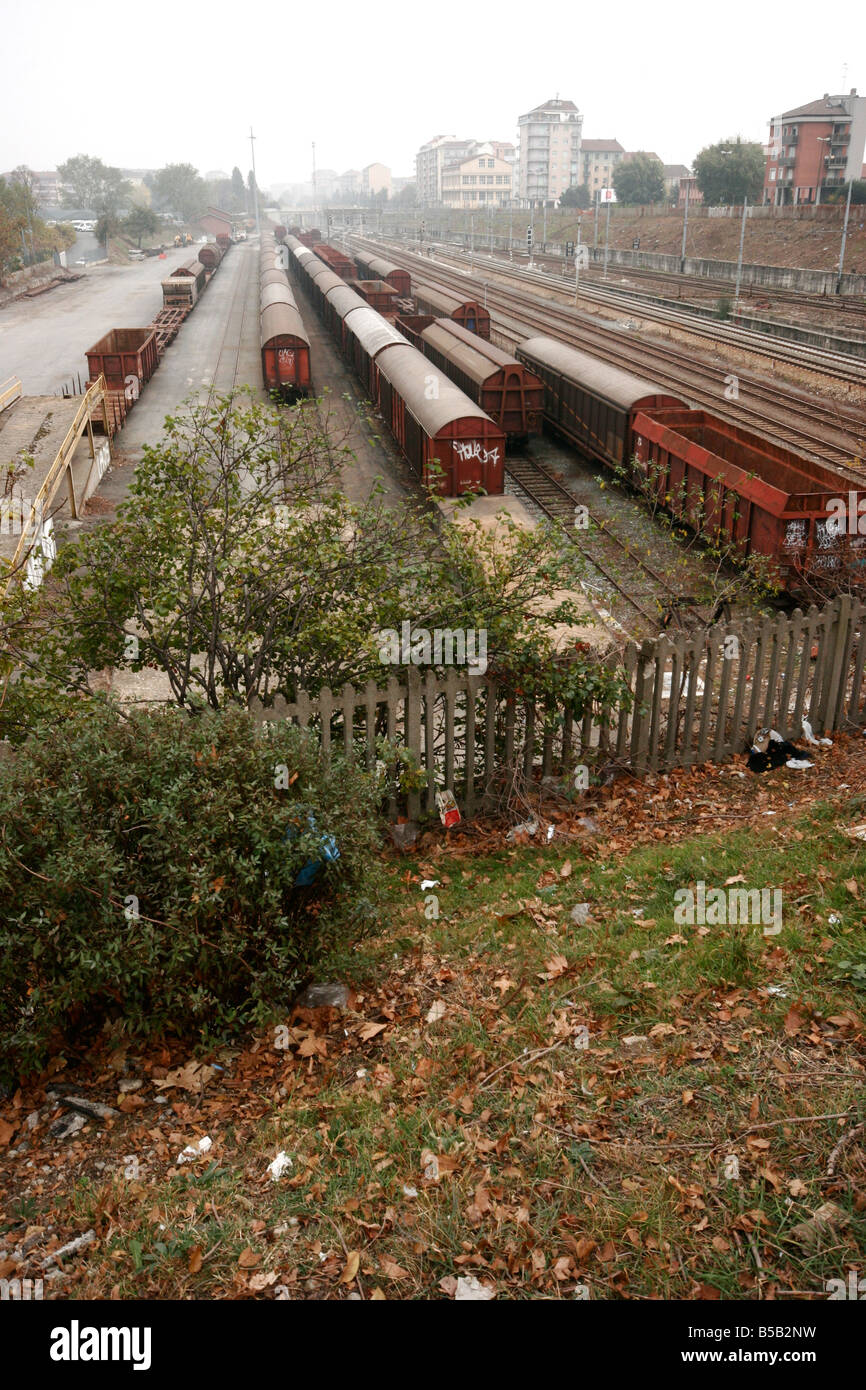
<box><xmin>693</xmin><ymin>137</ymin><xmax>765</xmax><ymax>205</ymax></box>
<box><xmin>559</xmin><ymin>184</ymin><xmax>591</xmax><ymax>208</ymax></box>
<box><xmin>613</xmin><ymin>155</ymin><xmax>665</xmax><ymax>205</ymax></box>
<box><xmin>124</xmin><ymin>206</ymin><xmax>160</xmax><ymax>248</ymax></box>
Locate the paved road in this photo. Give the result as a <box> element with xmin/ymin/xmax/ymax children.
<box><xmin>0</xmin><ymin>244</ymin><xmax>202</xmax><ymax>394</ymax></box>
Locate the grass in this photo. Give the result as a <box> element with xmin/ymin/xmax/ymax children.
<box><xmin>1</xmin><ymin>782</ymin><xmax>864</xmax><ymax>1300</ymax></box>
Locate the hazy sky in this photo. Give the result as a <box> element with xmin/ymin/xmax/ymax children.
<box><xmin>2</xmin><ymin>0</ymin><xmax>864</xmax><ymax>188</ymax></box>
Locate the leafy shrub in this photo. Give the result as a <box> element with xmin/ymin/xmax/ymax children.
<box><xmin>0</xmin><ymin>702</ymin><xmax>381</xmax><ymax>1082</ymax></box>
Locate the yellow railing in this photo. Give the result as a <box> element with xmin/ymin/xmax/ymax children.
<box><xmin>0</xmin><ymin>376</ymin><xmax>22</xmax><ymax>414</ymax></box>
<box><xmin>2</xmin><ymin>375</ymin><xmax>110</xmax><ymax>594</ymax></box>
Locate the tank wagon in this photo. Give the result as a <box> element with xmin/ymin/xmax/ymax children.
<box><xmin>412</xmin><ymin>283</ymin><xmax>491</xmax><ymax>339</ymax></box>
<box><xmin>400</xmin><ymin>316</ymin><xmax>544</xmax><ymax>439</ymax></box>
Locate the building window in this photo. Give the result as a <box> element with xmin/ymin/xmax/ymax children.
<box><xmin>462</xmin><ymin>175</ymin><xmax>471</xmax><ymax>184</ymax></box>
<box><xmin>478</xmin><ymin>158</ymin><xmax>485</xmax><ymax>167</ymax></box>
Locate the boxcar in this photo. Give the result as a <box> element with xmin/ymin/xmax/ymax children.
<box><xmin>341</xmin><ymin>306</ymin><xmax>411</xmax><ymax>398</ymax></box>
<box><xmin>350</xmin><ymin>279</ymin><xmax>399</xmax><ymax>316</ymax></box>
<box><xmin>376</xmin><ymin>346</ymin><xmax>505</xmax><ymax>496</ymax></box>
<box><xmin>260</xmin><ymin>283</ymin><xmax>311</xmax><ymax>398</ymax></box>
<box><xmin>85</xmin><ymin>327</ymin><xmax>159</xmax><ymax>392</ymax></box>
<box><xmin>325</xmin><ymin>282</ymin><xmax>369</xmax><ymax>348</ymax></box>
<box><xmin>312</xmin><ymin>243</ymin><xmax>356</xmax><ymax>280</ymax></box>
<box><xmin>632</xmin><ymin>408</ymin><xmax>866</xmax><ymax>588</ymax></box>
<box><xmin>305</xmin><ymin>263</ymin><xmax>345</xmax><ymax>319</ymax></box>
<box><xmin>198</xmin><ymin>242</ymin><xmax>223</xmax><ymax>271</ymax></box>
<box><xmin>516</xmin><ymin>336</ymin><xmax>687</xmax><ymax>470</ymax></box>
<box><xmin>412</xmin><ymin>283</ymin><xmax>491</xmax><ymax>339</ymax></box>
<box><xmin>413</xmin><ymin>318</ymin><xmax>544</xmax><ymax>439</ymax></box>
<box><xmin>353</xmin><ymin>252</ymin><xmax>411</xmax><ymax>298</ymax></box>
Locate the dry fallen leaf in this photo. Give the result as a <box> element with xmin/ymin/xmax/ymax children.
<box><xmin>357</xmin><ymin>1021</ymin><xmax>388</xmax><ymax>1042</ymax></box>
<box><xmin>425</xmin><ymin>1000</ymin><xmax>447</xmax><ymax>1024</ymax></box>
<box><xmin>339</xmin><ymin>1251</ymin><xmax>360</xmax><ymax>1285</ymax></box>
<box><xmin>238</xmin><ymin>1248</ymin><xmax>261</xmax><ymax>1269</ymax></box>
<box><xmin>188</xmin><ymin>1246</ymin><xmax>203</xmax><ymax>1274</ymax></box>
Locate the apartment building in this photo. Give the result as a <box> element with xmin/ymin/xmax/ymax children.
<box><xmin>764</xmin><ymin>89</ymin><xmax>866</xmax><ymax>205</ymax></box>
<box><xmin>579</xmin><ymin>140</ymin><xmax>625</xmax><ymax>195</ymax></box>
<box><xmin>517</xmin><ymin>97</ymin><xmax>583</xmax><ymax>205</ymax></box>
<box><xmin>440</xmin><ymin>144</ymin><xmax>514</xmax><ymax>207</ymax></box>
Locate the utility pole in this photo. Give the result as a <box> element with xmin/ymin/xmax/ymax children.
<box><xmin>528</xmin><ymin>205</ymin><xmax>535</xmax><ymax>268</ymax></box>
<box><xmin>542</xmin><ymin>201</ymin><xmax>547</xmax><ymax>248</ymax></box>
<box><xmin>837</xmin><ymin>179</ymin><xmax>853</xmax><ymax>292</ymax></box>
<box><xmin>574</xmin><ymin>216</ymin><xmax>582</xmax><ymax>307</ymax></box>
<box><xmin>680</xmin><ymin>180</ymin><xmax>690</xmax><ymax>272</ymax></box>
<box><xmin>603</xmin><ymin>196</ymin><xmax>611</xmax><ymax>278</ymax></box>
<box><xmin>733</xmin><ymin>197</ymin><xmax>748</xmax><ymax>314</ymax></box>
<box><xmin>509</xmin><ymin>204</ymin><xmax>513</xmax><ymax>260</ymax></box>
<box><xmin>311</xmin><ymin>141</ymin><xmax>317</xmax><ymax>228</ymax></box>
<box><xmin>594</xmin><ymin>189</ymin><xmax>600</xmax><ymax>247</ymax></box>
<box><xmin>249</xmin><ymin>126</ymin><xmax>260</xmax><ymax>240</ymax></box>
<box><xmin>470</xmin><ymin>213</ymin><xmax>474</xmax><ymax>272</ymax></box>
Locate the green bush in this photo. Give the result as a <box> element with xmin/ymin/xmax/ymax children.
<box><xmin>0</xmin><ymin>703</ymin><xmax>381</xmax><ymax>1082</ymax></box>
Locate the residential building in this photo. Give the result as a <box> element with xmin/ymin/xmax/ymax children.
<box><xmin>2</xmin><ymin>169</ymin><xmax>66</xmax><ymax>206</ymax></box>
<box><xmin>579</xmin><ymin>140</ymin><xmax>625</xmax><ymax>195</ymax></box>
<box><xmin>199</xmin><ymin>207</ymin><xmax>233</xmax><ymax>238</ymax></box>
<box><xmin>362</xmin><ymin>163</ymin><xmax>392</xmax><ymax>197</ymax></box>
<box><xmin>663</xmin><ymin>164</ymin><xmax>691</xmax><ymax>200</ymax></box>
<box><xmin>677</xmin><ymin>175</ymin><xmax>703</xmax><ymax>208</ymax></box>
<box><xmin>517</xmin><ymin>97</ymin><xmax>583</xmax><ymax>205</ymax></box>
<box><xmin>440</xmin><ymin>144</ymin><xmax>514</xmax><ymax>208</ymax></box>
<box><xmin>764</xmin><ymin>89</ymin><xmax>866</xmax><ymax>205</ymax></box>
<box><xmin>415</xmin><ymin>136</ymin><xmax>476</xmax><ymax>204</ymax></box>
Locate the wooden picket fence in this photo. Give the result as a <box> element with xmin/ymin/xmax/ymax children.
<box><xmin>250</xmin><ymin>597</ymin><xmax>866</xmax><ymax>819</ymax></box>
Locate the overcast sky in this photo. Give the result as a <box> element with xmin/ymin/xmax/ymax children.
<box><xmin>2</xmin><ymin>0</ymin><xmax>864</xmax><ymax>188</ymax></box>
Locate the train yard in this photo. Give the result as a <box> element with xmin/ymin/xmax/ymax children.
<box><xmin>3</xmin><ymin>223</ymin><xmax>865</xmax><ymax>647</ymax></box>
<box><xmin>348</xmin><ymin>235</ymin><xmax>865</xmax><ymax>468</ymax></box>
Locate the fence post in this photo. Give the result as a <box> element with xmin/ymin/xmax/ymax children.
<box><xmin>406</xmin><ymin>667</ymin><xmax>422</xmax><ymax>821</ymax></box>
<box><xmin>630</xmin><ymin>642</ymin><xmax>654</xmax><ymax>773</ymax></box>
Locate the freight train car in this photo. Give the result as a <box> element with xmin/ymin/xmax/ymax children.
<box><xmin>313</xmin><ymin>243</ymin><xmax>356</xmax><ymax>280</ymax></box>
<box><xmin>260</xmin><ymin>251</ymin><xmax>311</xmax><ymax>398</ymax></box>
<box><xmin>85</xmin><ymin>328</ymin><xmax>160</xmax><ymax>393</ymax></box>
<box><xmin>294</xmin><ymin>249</ymin><xmax>504</xmax><ymax>496</ymax></box>
<box><xmin>161</xmin><ymin>259</ymin><xmax>207</xmax><ymax>309</ymax></box>
<box><xmin>376</xmin><ymin>348</ymin><xmax>505</xmax><ymax>495</ymax></box>
<box><xmin>412</xmin><ymin>283</ymin><xmax>491</xmax><ymax>339</ymax></box>
<box><xmin>632</xmin><ymin>408</ymin><xmax>866</xmax><ymax>587</ymax></box>
<box><xmin>350</xmin><ymin>279</ymin><xmax>399</xmax><ymax>315</ymax></box>
<box><xmin>399</xmin><ymin>316</ymin><xmax>544</xmax><ymax>439</ymax></box>
<box><xmin>198</xmin><ymin>242</ymin><xmax>223</xmax><ymax>271</ymax></box>
<box><xmin>352</xmin><ymin>252</ymin><xmax>411</xmax><ymax>299</ymax></box>
<box><xmin>516</xmin><ymin>336</ymin><xmax>686</xmax><ymax>469</ymax></box>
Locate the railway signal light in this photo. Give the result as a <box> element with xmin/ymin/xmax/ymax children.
<box><xmin>526</xmin><ymin>226</ymin><xmax>533</xmax><ymax>248</ymax></box>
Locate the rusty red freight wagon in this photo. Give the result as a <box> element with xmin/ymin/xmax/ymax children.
<box><xmin>412</xmin><ymin>283</ymin><xmax>491</xmax><ymax>339</ymax></box>
<box><xmin>352</xmin><ymin>252</ymin><xmax>411</xmax><ymax>298</ymax></box>
<box><xmin>198</xmin><ymin>242</ymin><xmax>223</xmax><ymax>271</ymax></box>
<box><xmin>312</xmin><ymin>243</ymin><xmax>356</xmax><ymax>280</ymax></box>
<box><xmin>376</xmin><ymin>346</ymin><xmax>505</xmax><ymax>496</ymax></box>
<box><xmin>85</xmin><ymin>327</ymin><xmax>159</xmax><ymax>393</ymax></box>
<box><xmin>350</xmin><ymin>279</ymin><xmax>400</xmax><ymax>316</ymax></box>
<box><xmin>632</xmin><ymin>409</ymin><xmax>866</xmax><ymax>587</ymax></box>
<box><xmin>341</xmin><ymin>306</ymin><xmax>410</xmax><ymax>398</ymax></box>
<box><xmin>409</xmin><ymin>317</ymin><xmax>544</xmax><ymax>439</ymax></box>
<box><xmin>516</xmin><ymin>336</ymin><xmax>687</xmax><ymax>468</ymax></box>
<box><xmin>260</xmin><ymin>283</ymin><xmax>311</xmax><ymax>398</ymax></box>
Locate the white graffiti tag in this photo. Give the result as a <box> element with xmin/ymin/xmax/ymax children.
<box><xmin>453</xmin><ymin>440</ymin><xmax>501</xmax><ymax>467</ymax></box>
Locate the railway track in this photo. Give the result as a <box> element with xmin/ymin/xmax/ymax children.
<box><xmin>505</xmin><ymin>454</ymin><xmax>692</xmax><ymax>632</ymax></box>
<box><xmin>352</xmin><ymin>236</ymin><xmax>865</xmax><ymax>476</ymax></box>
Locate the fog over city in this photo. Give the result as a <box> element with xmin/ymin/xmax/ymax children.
<box><xmin>1</xmin><ymin>0</ymin><xmax>863</xmax><ymax>184</ymax></box>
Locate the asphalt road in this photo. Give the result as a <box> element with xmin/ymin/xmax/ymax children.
<box><xmin>0</xmin><ymin>244</ymin><xmax>203</xmax><ymax>394</ymax></box>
